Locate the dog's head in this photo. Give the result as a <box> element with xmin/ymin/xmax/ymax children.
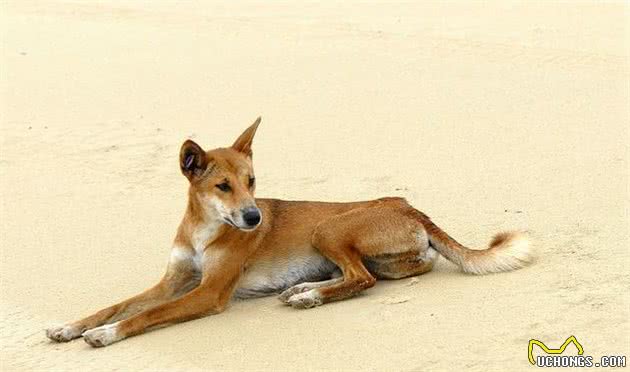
<box><xmin>180</xmin><ymin>117</ymin><xmax>262</xmax><ymax>231</ymax></box>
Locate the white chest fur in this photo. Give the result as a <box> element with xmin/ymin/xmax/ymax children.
<box><xmin>170</xmin><ymin>220</ymin><xmax>222</xmax><ymax>272</ymax></box>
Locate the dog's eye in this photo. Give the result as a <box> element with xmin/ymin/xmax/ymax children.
<box><xmin>216</xmin><ymin>182</ymin><xmax>231</xmax><ymax>192</ymax></box>
<box><xmin>248</xmin><ymin>176</ymin><xmax>255</xmax><ymax>188</ymax></box>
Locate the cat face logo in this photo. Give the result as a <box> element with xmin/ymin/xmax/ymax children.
<box><xmin>528</xmin><ymin>336</ymin><xmax>584</xmax><ymax>365</ymax></box>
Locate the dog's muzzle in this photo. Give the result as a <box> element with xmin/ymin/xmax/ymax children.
<box><xmin>241</xmin><ymin>207</ymin><xmax>261</xmax><ymax>228</ymax></box>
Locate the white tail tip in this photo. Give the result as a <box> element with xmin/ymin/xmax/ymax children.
<box><xmin>462</xmin><ymin>232</ymin><xmax>534</xmax><ymax>275</ymax></box>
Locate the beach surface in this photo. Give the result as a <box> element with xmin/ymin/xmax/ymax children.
<box><xmin>1</xmin><ymin>1</ymin><xmax>628</xmax><ymax>371</ymax></box>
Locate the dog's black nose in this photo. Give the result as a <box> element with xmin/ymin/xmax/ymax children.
<box><xmin>242</xmin><ymin>208</ymin><xmax>261</xmax><ymax>227</ymax></box>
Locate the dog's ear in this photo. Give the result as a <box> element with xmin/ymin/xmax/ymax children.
<box><xmin>180</xmin><ymin>140</ymin><xmax>208</xmax><ymax>181</ymax></box>
<box><xmin>232</xmin><ymin>117</ymin><xmax>261</xmax><ymax>158</ymax></box>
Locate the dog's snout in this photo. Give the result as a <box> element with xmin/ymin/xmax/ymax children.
<box><xmin>242</xmin><ymin>208</ymin><xmax>261</xmax><ymax>227</ymax></box>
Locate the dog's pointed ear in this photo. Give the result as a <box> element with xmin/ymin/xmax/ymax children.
<box><xmin>180</xmin><ymin>139</ymin><xmax>208</xmax><ymax>181</ymax></box>
<box><xmin>232</xmin><ymin>117</ymin><xmax>261</xmax><ymax>158</ymax></box>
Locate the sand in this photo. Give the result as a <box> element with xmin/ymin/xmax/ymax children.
<box><xmin>1</xmin><ymin>1</ymin><xmax>628</xmax><ymax>371</ymax></box>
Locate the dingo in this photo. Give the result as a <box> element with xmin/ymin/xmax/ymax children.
<box><xmin>46</xmin><ymin>117</ymin><xmax>533</xmax><ymax>347</ymax></box>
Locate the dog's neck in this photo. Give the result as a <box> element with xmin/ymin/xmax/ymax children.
<box><xmin>182</xmin><ymin>190</ymin><xmax>227</xmax><ymax>251</ymax></box>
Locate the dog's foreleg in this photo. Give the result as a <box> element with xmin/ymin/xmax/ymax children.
<box><xmin>82</xmin><ymin>251</ymin><xmax>242</xmax><ymax>347</ymax></box>
<box><xmin>46</xmin><ymin>249</ymin><xmax>200</xmax><ymax>343</ymax></box>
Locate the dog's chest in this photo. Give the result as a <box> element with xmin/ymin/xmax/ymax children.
<box><xmin>233</xmin><ymin>252</ymin><xmax>337</xmax><ymax>299</ymax></box>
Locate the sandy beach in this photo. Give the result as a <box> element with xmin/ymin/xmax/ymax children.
<box><xmin>1</xmin><ymin>1</ymin><xmax>628</xmax><ymax>371</ymax></box>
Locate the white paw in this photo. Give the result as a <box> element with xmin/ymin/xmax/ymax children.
<box><xmin>279</xmin><ymin>283</ymin><xmax>312</xmax><ymax>303</ymax></box>
<box><xmin>286</xmin><ymin>290</ymin><xmax>323</xmax><ymax>309</ymax></box>
<box><xmin>82</xmin><ymin>322</ymin><xmax>122</xmax><ymax>348</ymax></box>
<box><xmin>46</xmin><ymin>324</ymin><xmax>83</xmax><ymax>342</ymax></box>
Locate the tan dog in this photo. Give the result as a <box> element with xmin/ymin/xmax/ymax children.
<box><xmin>46</xmin><ymin>117</ymin><xmax>533</xmax><ymax>347</ymax></box>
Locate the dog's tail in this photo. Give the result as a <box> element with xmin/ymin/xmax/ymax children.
<box><xmin>420</xmin><ymin>215</ymin><xmax>533</xmax><ymax>275</ymax></box>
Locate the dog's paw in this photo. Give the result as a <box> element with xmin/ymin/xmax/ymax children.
<box><xmin>82</xmin><ymin>323</ymin><xmax>121</xmax><ymax>348</ymax></box>
<box><xmin>46</xmin><ymin>324</ymin><xmax>83</xmax><ymax>342</ymax></box>
<box><xmin>285</xmin><ymin>290</ymin><xmax>323</xmax><ymax>309</ymax></box>
<box><xmin>278</xmin><ymin>283</ymin><xmax>313</xmax><ymax>303</ymax></box>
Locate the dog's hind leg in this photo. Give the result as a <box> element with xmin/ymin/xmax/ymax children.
<box><xmin>282</xmin><ymin>200</ymin><xmax>426</xmax><ymax>309</ymax></box>
<box><xmin>278</xmin><ymin>275</ymin><xmax>343</xmax><ymax>303</ymax></box>
<box><xmin>281</xmin><ymin>238</ymin><xmax>375</xmax><ymax>309</ymax></box>
<box><xmin>363</xmin><ymin>247</ymin><xmax>438</xmax><ymax>279</ymax></box>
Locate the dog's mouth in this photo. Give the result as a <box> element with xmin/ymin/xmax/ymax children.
<box><xmin>222</xmin><ymin>217</ymin><xmax>258</xmax><ymax>231</ymax></box>
<box><xmin>223</xmin><ymin>217</ymin><xmax>238</xmax><ymax>228</ymax></box>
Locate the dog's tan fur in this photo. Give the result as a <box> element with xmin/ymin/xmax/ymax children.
<box><xmin>46</xmin><ymin>118</ymin><xmax>533</xmax><ymax>347</ymax></box>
